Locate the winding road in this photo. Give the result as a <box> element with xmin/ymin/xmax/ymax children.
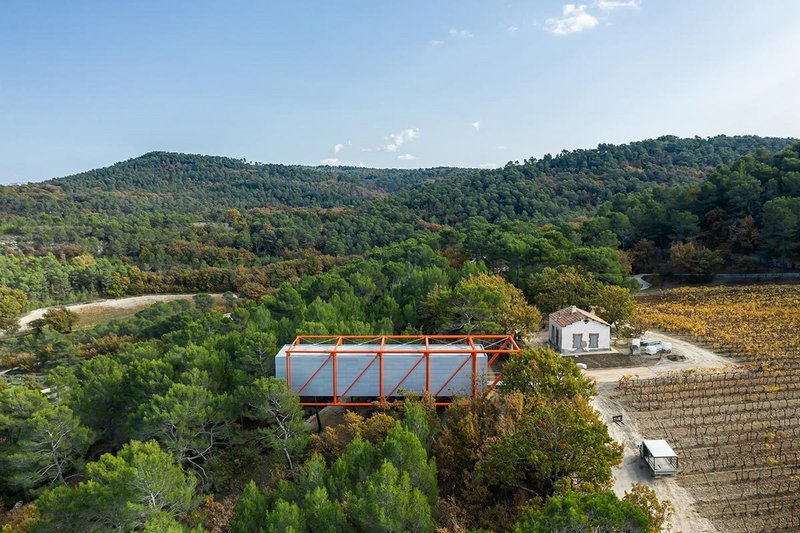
<box><xmin>632</xmin><ymin>273</ymin><xmax>653</xmax><ymax>290</ymax></box>
<box><xmin>4</xmin><ymin>294</ymin><xmax>218</xmax><ymax>337</ymax></box>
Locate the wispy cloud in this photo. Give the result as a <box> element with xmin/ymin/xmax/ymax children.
<box><xmin>448</xmin><ymin>28</ymin><xmax>474</xmax><ymax>39</ymax></box>
<box><xmin>545</xmin><ymin>4</ymin><xmax>599</xmax><ymax>35</ymax></box>
<box><xmin>332</xmin><ymin>143</ymin><xmax>344</xmax><ymax>153</ymax></box>
<box><xmin>431</xmin><ymin>27</ymin><xmax>473</xmax><ymax>45</ymax></box>
<box><xmin>545</xmin><ymin>1</ymin><xmax>640</xmax><ymax>35</ymax></box>
<box><xmin>471</xmin><ymin>120</ymin><xmax>481</xmax><ymax>130</ymax></box>
<box><xmin>397</xmin><ymin>153</ymin><xmax>417</xmax><ymax>161</ymax></box>
<box><xmin>478</xmin><ymin>163</ymin><xmax>499</xmax><ymax>169</ymax></box>
<box><xmin>320</xmin><ymin>158</ymin><xmax>365</xmax><ymax>167</ymax></box>
<box><xmin>506</xmin><ymin>26</ymin><xmax>519</xmax><ymax>34</ymax></box>
<box><xmin>596</xmin><ymin>0</ymin><xmax>640</xmax><ymax>10</ymax></box>
<box><xmin>379</xmin><ymin>128</ymin><xmax>419</xmax><ymax>152</ymax></box>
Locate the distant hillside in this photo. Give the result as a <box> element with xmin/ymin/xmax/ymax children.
<box><xmin>0</xmin><ymin>152</ymin><xmax>470</xmax><ymax>215</ymax></box>
<box><xmin>395</xmin><ymin>135</ymin><xmax>798</xmax><ymax>224</ymax></box>
<box><xmin>1</xmin><ymin>136</ymin><xmax>794</xmax><ymax>219</ymax></box>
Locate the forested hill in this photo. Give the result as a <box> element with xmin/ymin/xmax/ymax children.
<box><xmin>396</xmin><ymin>135</ymin><xmax>797</xmax><ymax>224</ymax></box>
<box><xmin>0</xmin><ymin>135</ymin><xmax>793</xmax><ymax>219</ymax></box>
<box><xmin>0</xmin><ymin>152</ymin><xmax>470</xmax><ymax>215</ymax></box>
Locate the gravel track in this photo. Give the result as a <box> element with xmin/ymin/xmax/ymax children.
<box><xmin>5</xmin><ymin>294</ymin><xmax>217</xmax><ymax>337</ymax></box>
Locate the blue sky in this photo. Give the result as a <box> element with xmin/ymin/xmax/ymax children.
<box><xmin>1</xmin><ymin>1</ymin><xmax>800</xmax><ymax>183</ymax></box>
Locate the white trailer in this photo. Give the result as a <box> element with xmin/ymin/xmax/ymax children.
<box><xmin>639</xmin><ymin>439</ymin><xmax>678</xmax><ymax>477</ymax></box>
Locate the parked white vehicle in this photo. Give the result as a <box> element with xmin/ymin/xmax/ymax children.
<box><xmin>631</xmin><ymin>338</ymin><xmax>672</xmax><ymax>355</ymax></box>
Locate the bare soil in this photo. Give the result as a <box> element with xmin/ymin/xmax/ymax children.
<box><xmin>589</xmin><ymin>330</ymin><xmax>742</xmax><ymax>532</ymax></box>
<box><xmin>11</xmin><ymin>294</ymin><xmax>223</xmax><ymax>335</ymax></box>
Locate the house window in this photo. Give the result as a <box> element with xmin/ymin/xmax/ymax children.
<box><xmin>572</xmin><ymin>334</ymin><xmax>583</xmax><ymax>349</ymax></box>
<box><xmin>589</xmin><ymin>333</ymin><xmax>599</xmax><ymax>349</ymax></box>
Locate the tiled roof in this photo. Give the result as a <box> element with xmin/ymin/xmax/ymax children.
<box><xmin>548</xmin><ymin>305</ymin><xmax>610</xmax><ymax>327</ymax></box>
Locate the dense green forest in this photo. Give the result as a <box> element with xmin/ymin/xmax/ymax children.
<box><xmin>589</xmin><ymin>142</ymin><xmax>800</xmax><ymax>273</ymax></box>
<box><xmin>0</xmin><ymin>241</ymin><xmax>665</xmax><ymax>532</ymax></box>
<box><xmin>1</xmin><ymin>135</ymin><xmax>796</xmax><ymax>308</ymax></box>
<box><xmin>1</xmin><ymin>135</ymin><xmax>798</xmax><ymax>531</ymax></box>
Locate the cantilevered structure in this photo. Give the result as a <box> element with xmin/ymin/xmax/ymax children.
<box><xmin>275</xmin><ymin>335</ymin><xmax>520</xmax><ymax>407</ymax></box>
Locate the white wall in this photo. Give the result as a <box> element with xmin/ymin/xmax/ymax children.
<box><xmin>550</xmin><ymin>318</ymin><xmax>610</xmax><ymax>354</ymax></box>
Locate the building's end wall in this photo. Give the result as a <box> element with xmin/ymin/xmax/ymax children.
<box><xmin>555</xmin><ymin>320</ymin><xmax>610</xmax><ymax>354</ymax></box>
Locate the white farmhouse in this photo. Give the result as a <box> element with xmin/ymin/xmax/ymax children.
<box><xmin>548</xmin><ymin>305</ymin><xmax>611</xmax><ymax>355</ymax></box>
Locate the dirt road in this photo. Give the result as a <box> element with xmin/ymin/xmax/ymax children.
<box><xmin>632</xmin><ymin>273</ymin><xmax>653</xmax><ymax>290</ymax></box>
<box><xmin>588</xmin><ymin>331</ymin><xmax>739</xmax><ymax>532</ymax></box>
<box><xmin>593</xmin><ymin>387</ymin><xmax>717</xmax><ymax>533</ymax></box>
<box><xmin>8</xmin><ymin>294</ymin><xmax>216</xmax><ymax>336</ymax></box>
<box><xmin>586</xmin><ymin>331</ymin><xmax>735</xmax><ymax>383</ymax></box>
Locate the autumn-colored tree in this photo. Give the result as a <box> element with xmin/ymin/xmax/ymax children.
<box><xmin>669</xmin><ymin>241</ymin><xmax>723</xmax><ymax>275</ymax></box>
<box><xmin>0</xmin><ymin>502</ymin><xmax>40</xmax><ymax>533</ymax></box>
<box><xmin>623</xmin><ymin>484</ymin><xmax>674</xmax><ymax>533</ymax></box>
<box><xmin>423</xmin><ymin>274</ymin><xmax>541</xmax><ymax>335</ymax></box>
<box><xmin>593</xmin><ymin>284</ymin><xmax>636</xmax><ymax>332</ymax></box>
<box><xmin>310</xmin><ymin>411</ymin><xmax>398</xmax><ymax>461</ymax></box>
<box><xmin>435</xmin><ymin>392</ymin><xmax>622</xmax><ymax>530</ymax></box>
<box><xmin>0</xmin><ymin>286</ymin><xmax>27</xmax><ymax>335</ymax></box>
<box><xmin>238</xmin><ymin>282</ymin><xmax>268</xmax><ymax>300</ymax></box>
<box><xmin>499</xmin><ymin>347</ymin><xmax>595</xmax><ymax>400</ymax></box>
<box><xmin>730</xmin><ymin>215</ymin><xmax>760</xmax><ymax>252</ymax></box>
<box><xmin>42</xmin><ymin>307</ymin><xmax>79</xmax><ymax>334</ymax></box>
<box><xmin>627</xmin><ymin>239</ymin><xmax>659</xmax><ymax>273</ymax></box>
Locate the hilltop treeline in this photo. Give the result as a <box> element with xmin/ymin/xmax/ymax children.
<box><xmin>1</xmin><ymin>135</ymin><xmax>795</xmax><ymax>307</ymax></box>
<box><xmin>395</xmin><ymin>135</ymin><xmax>796</xmax><ymax>224</ymax></box>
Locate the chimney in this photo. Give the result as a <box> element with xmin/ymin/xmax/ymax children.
<box><xmin>570</xmin><ymin>305</ymin><xmax>577</xmax><ymax>313</ymax></box>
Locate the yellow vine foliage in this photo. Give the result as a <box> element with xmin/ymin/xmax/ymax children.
<box><xmin>635</xmin><ymin>285</ymin><xmax>800</xmax><ymax>364</ymax></box>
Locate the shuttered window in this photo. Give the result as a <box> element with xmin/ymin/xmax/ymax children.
<box><xmin>572</xmin><ymin>334</ymin><xmax>582</xmax><ymax>349</ymax></box>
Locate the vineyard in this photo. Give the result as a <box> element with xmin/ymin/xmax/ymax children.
<box><xmin>618</xmin><ymin>285</ymin><xmax>800</xmax><ymax>532</ymax></box>
<box><xmin>635</xmin><ymin>284</ymin><xmax>800</xmax><ymax>364</ymax></box>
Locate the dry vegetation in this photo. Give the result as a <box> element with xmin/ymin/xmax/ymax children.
<box><xmin>636</xmin><ymin>285</ymin><xmax>800</xmax><ymax>363</ymax></box>
<box><xmin>618</xmin><ymin>285</ymin><xmax>800</xmax><ymax>532</ymax></box>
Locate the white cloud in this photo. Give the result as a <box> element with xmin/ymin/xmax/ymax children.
<box><xmin>320</xmin><ymin>158</ymin><xmax>365</xmax><ymax>167</ymax></box>
<box><xmin>596</xmin><ymin>0</ymin><xmax>639</xmax><ymax>10</ymax></box>
<box><xmin>332</xmin><ymin>143</ymin><xmax>344</xmax><ymax>153</ymax></box>
<box><xmin>397</xmin><ymin>154</ymin><xmax>417</xmax><ymax>161</ymax></box>
<box><xmin>380</xmin><ymin>127</ymin><xmax>419</xmax><ymax>152</ymax></box>
<box><xmin>429</xmin><ymin>39</ymin><xmax>444</xmax><ymax>46</ymax></box>
<box><xmin>478</xmin><ymin>163</ymin><xmax>499</xmax><ymax>169</ymax></box>
<box><xmin>471</xmin><ymin>120</ymin><xmax>481</xmax><ymax>130</ymax></box>
<box><xmin>545</xmin><ymin>4</ymin><xmax>599</xmax><ymax>35</ymax></box>
<box><xmin>448</xmin><ymin>28</ymin><xmax>473</xmax><ymax>39</ymax></box>
<box><xmin>506</xmin><ymin>26</ymin><xmax>519</xmax><ymax>33</ymax></box>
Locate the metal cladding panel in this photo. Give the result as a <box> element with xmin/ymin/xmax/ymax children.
<box><xmin>275</xmin><ymin>344</ymin><xmax>487</xmax><ymax>398</ymax></box>
<box><xmin>276</xmin><ymin>353</ymin><xmax>334</xmax><ymax>396</ymax></box>
<box><xmin>336</xmin><ymin>354</ymin><xmax>381</xmax><ymax>396</ymax></box>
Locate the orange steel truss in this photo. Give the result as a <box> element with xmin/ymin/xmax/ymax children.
<box><xmin>284</xmin><ymin>335</ymin><xmax>521</xmax><ymax>407</ymax></box>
